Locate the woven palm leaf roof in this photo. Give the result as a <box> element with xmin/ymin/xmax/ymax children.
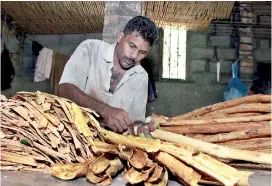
<box><xmin>1</xmin><ymin>1</ymin><xmax>235</xmax><ymax>34</ymax></box>
<box><xmin>143</xmin><ymin>1</ymin><xmax>235</xmax><ymax>31</ymax></box>
<box><xmin>1</xmin><ymin>1</ymin><xmax>105</xmax><ymax>34</ymax></box>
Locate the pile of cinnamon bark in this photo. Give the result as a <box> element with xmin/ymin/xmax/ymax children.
<box><xmin>1</xmin><ymin>91</ymin><xmax>101</xmax><ymax>173</ymax></box>
<box><xmin>152</xmin><ymin>94</ymin><xmax>271</xmax><ymax>170</ymax></box>
<box><xmin>0</xmin><ymin>92</ymin><xmax>271</xmax><ymax>186</ymax></box>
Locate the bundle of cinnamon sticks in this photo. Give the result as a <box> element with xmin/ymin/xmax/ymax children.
<box><xmin>152</xmin><ymin>94</ymin><xmax>271</xmax><ymax>170</ymax></box>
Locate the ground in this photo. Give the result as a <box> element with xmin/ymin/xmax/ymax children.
<box><xmin>1</xmin><ymin>170</ymin><xmax>271</xmax><ymax>186</ymax></box>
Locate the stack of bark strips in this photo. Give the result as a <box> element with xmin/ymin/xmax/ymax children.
<box><xmin>1</xmin><ymin>92</ymin><xmax>269</xmax><ymax>186</ymax></box>
<box><xmin>1</xmin><ymin>92</ymin><xmax>101</xmax><ymax>173</ymax></box>
<box><xmin>152</xmin><ymin>94</ymin><xmax>271</xmax><ymax>170</ymax></box>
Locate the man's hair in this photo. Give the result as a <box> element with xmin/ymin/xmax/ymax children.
<box><xmin>250</xmin><ymin>78</ymin><xmax>271</xmax><ymax>95</ymax></box>
<box><xmin>250</xmin><ymin>62</ymin><xmax>271</xmax><ymax>95</ymax></box>
<box><xmin>123</xmin><ymin>16</ymin><xmax>158</xmax><ymax>46</ymax></box>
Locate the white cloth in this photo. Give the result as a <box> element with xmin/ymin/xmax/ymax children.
<box><xmin>59</xmin><ymin>39</ymin><xmax>148</xmax><ymax>122</ymax></box>
<box><xmin>34</xmin><ymin>47</ymin><xmax>53</xmax><ymax>82</ymax></box>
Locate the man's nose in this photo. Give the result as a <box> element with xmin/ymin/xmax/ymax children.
<box><xmin>129</xmin><ymin>50</ymin><xmax>138</xmax><ymax>59</ymax></box>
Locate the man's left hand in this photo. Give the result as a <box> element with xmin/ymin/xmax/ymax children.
<box><xmin>127</xmin><ymin>121</ymin><xmax>160</xmax><ymax>138</ymax></box>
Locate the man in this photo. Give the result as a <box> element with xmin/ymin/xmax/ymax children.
<box><xmin>248</xmin><ymin>78</ymin><xmax>271</xmax><ymax>95</ymax></box>
<box><xmin>58</xmin><ymin>16</ymin><xmax>158</xmax><ymax>133</ymax></box>
<box><xmin>248</xmin><ymin>63</ymin><xmax>271</xmax><ymax>95</ymax></box>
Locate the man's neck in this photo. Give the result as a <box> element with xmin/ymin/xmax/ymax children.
<box><xmin>110</xmin><ymin>49</ymin><xmax>126</xmax><ymax>93</ymax></box>
<box><xmin>113</xmin><ymin>46</ymin><xmax>125</xmax><ymax>73</ymax></box>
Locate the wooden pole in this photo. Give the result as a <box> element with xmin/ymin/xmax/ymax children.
<box><xmin>151</xmin><ymin>129</ymin><xmax>272</xmax><ymax>164</ymax></box>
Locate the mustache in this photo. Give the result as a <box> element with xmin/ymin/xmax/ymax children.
<box><xmin>124</xmin><ymin>56</ymin><xmax>136</xmax><ymax>64</ymax></box>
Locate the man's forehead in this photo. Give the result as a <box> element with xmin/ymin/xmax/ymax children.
<box><xmin>124</xmin><ymin>31</ymin><xmax>144</xmax><ymax>40</ymax></box>
<box><xmin>124</xmin><ymin>31</ymin><xmax>150</xmax><ymax>48</ymax></box>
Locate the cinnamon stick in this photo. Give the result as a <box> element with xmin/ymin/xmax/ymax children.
<box><xmin>162</xmin><ymin>114</ymin><xmax>271</xmax><ymax>126</ymax></box>
<box><xmin>217</xmin><ymin>138</ymin><xmax>271</xmax><ymax>150</ymax></box>
<box><xmin>202</xmin><ymin>103</ymin><xmax>271</xmax><ymax>117</ymax></box>
<box><xmin>161</xmin><ymin>121</ymin><xmax>270</xmax><ymax>134</ymax></box>
<box><xmin>171</xmin><ymin>94</ymin><xmax>271</xmax><ymax>120</ymax></box>
<box><xmin>200</xmin><ymin>112</ymin><xmax>261</xmax><ymax>119</ymax></box>
<box><xmin>186</xmin><ymin>127</ymin><xmax>271</xmax><ymax>143</ymax></box>
<box><xmin>155</xmin><ymin>152</ymin><xmax>201</xmax><ymax>186</ymax></box>
<box><xmin>151</xmin><ymin>129</ymin><xmax>272</xmax><ymax>164</ymax></box>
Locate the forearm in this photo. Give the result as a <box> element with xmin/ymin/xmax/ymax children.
<box><xmin>57</xmin><ymin>83</ymin><xmax>106</xmax><ymax>115</ymax></box>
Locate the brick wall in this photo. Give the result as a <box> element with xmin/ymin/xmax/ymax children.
<box><xmin>253</xmin><ymin>38</ymin><xmax>271</xmax><ymax>63</ymax></box>
<box><xmin>146</xmin><ymin>2</ymin><xmax>271</xmax><ymax>117</ymax></box>
<box><xmin>188</xmin><ymin>25</ymin><xmax>236</xmax><ymax>85</ymax></box>
<box><xmin>103</xmin><ymin>1</ymin><xmax>142</xmax><ymax>44</ymax></box>
<box><xmin>2</xmin><ymin>32</ymin><xmax>103</xmax><ymax>98</ymax></box>
<box><xmin>239</xmin><ymin>2</ymin><xmax>254</xmax><ymax>80</ymax></box>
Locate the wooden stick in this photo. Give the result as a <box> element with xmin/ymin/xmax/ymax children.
<box><xmin>202</xmin><ymin>103</ymin><xmax>271</xmax><ymax>117</ymax></box>
<box><xmin>226</xmin><ymin>112</ymin><xmax>262</xmax><ymax>117</ymax></box>
<box><xmin>1</xmin><ymin>151</ymin><xmax>37</xmax><ymax>166</ymax></box>
<box><xmin>100</xmin><ymin>128</ymin><xmax>161</xmax><ymax>153</ymax></box>
<box><xmin>200</xmin><ymin>112</ymin><xmax>261</xmax><ymax>119</ymax></box>
<box><xmin>229</xmin><ymin>163</ymin><xmax>271</xmax><ymax>171</ymax></box>
<box><xmin>161</xmin><ymin>114</ymin><xmax>271</xmax><ymax>126</ymax></box>
<box><xmin>151</xmin><ymin>114</ymin><xmax>169</xmax><ymax>124</ymax></box>
<box><xmin>155</xmin><ymin>152</ymin><xmax>201</xmax><ymax>186</ymax></box>
<box><xmin>33</xmin><ymin>141</ymin><xmax>66</xmax><ymax>159</ymax></box>
<box><xmin>151</xmin><ymin>129</ymin><xmax>272</xmax><ymax>164</ymax></box>
<box><xmin>160</xmin><ymin>147</ymin><xmax>240</xmax><ymax>186</ymax></box>
<box><xmin>152</xmin><ymin>112</ymin><xmax>265</xmax><ymax>124</ymax></box>
<box><xmin>254</xmin><ymin>148</ymin><xmax>271</xmax><ymax>154</ymax></box>
<box><xmin>217</xmin><ymin>138</ymin><xmax>271</xmax><ymax>150</ymax></box>
<box><xmin>192</xmin><ymin>153</ymin><xmax>240</xmax><ymax>186</ymax></box>
<box><xmin>171</xmin><ymin>94</ymin><xmax>271</xmax><ymax>120</ymax></box>
<box><xmin>187</xmin><ymin>127</ymin><xmax>271</xmax><ymax>143</ymax></box>
<box><xmin>161</xmin><ymin>121</ymin><xmax>270</xmax><ymax>134</ymax></box>
<box><xmin>247</xmin><ymin>146</ymin><xmax>272</xmax><ymax>151</ymax></box>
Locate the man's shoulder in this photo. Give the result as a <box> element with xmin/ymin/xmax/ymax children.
<box><xmin>80</xmin><ymin>39</ymin><xmax>109</xmax><ymax>48</ymax></box>
<box><xmin>130</xmin><ymin>66</ymin><xmax>148</xmax><ymax>87</ymax></box>
<box><xmin>76</xmin><ymin>39</ymin><xmax>112</xmax><ymax>59</ymax></box>
<box><xmin>134</xmin><ymin>65</ymin><xmax>148</xmax><ymax>77</ymax></box>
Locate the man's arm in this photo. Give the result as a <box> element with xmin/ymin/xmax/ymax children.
<box><xmin>57</xmin><ymin>40</ymin><xmax>131</xmax><ymax>133</ymax></box>
<box><xmin>58</xmin><ymin>83</ymin><xmax>131</xmax><ymax>132</ymax></box>
<box><xmin>58</xmin><ymin>83</ymin><xmax>106</xmax><ymax>114</ymax></box>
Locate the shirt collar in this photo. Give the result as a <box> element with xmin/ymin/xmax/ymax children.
<box><xmin>103</xmin><ymin>42</ymin><xmax>116</xmax><ymax>63</ymax></box>
<box><xmin>103</xmin><ymin>42</ymin><xmax>145</xmax><ymax>74</ymax></box>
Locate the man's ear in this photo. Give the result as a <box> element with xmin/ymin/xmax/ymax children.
<box><xmin>117</xmin><ymin>31</ymin><xmax>125</xmax><ymax>43</ymax></box>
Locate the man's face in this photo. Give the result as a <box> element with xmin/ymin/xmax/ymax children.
<box><xmin>116</xmin><ymin>31</ymin><xmax>151</xmax><ymax>70</ymax></box>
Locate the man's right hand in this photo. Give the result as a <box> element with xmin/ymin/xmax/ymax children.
<box><xmin>57</xmin><ymin>84</ymin><xmax>131</xmax><ymax>132</ymax></box>
<box><xmin>101</xmin><ymin>105</ymin><xmax>132</xmax><ymax>133</ymax></box>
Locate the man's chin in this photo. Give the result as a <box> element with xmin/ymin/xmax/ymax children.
<box><xmin>120</xmin><ymin>62</ymin><xmax>133</xmax><ymax>70</ymax></box>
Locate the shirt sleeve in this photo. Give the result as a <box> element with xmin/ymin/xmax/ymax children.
<box><xmin>128</xmin><ymin>74</ymin><xmax>148</xmax><ymax>122</ymax></box>
<box><xmin>59</xmin><ymin>40</ymin><xmax>95</xmax><ymax>91</ymax></box>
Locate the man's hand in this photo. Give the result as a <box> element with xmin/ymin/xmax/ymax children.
<box><xmin>101</xmin><ymin>105</ymin><xmax>132</xmax><ymax>133</ymax></box>
<box><xmin>57</xmin><ymin>84</ymin><xmax>131</xmax><ymax>133</ymax></box>
<box><xmin>127</xmin><ymin>121</ymin><xmax>160</xmax><ymax>139</ymax></box>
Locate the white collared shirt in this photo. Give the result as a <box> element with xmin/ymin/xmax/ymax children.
<box><xmin>59</xmin><ymin>39</ymin><xmax>148</xmax><ymax>122</ymax></box>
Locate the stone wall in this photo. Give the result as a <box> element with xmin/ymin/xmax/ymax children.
<box><xmin>253</xmin><ymin>38</ymin><xmax>271</xmax><ymax>63</ymax></box>
<box><xmin>2</xmin><ymin>33</ymin><xmax>102</xmax><ymax>98</ymax></box>
<box><xmin>146</xmin><ymin>4</ymin><xmax>271</xmax><ymax>117</ymax></box>
<box><xmin>146</xmin><ymin>24</ymin><xmax>237</xmax><ymax>117</ymax></box>
<box><xmin>188</xmin><ymin>29</ymin><xmax>235</xmax><ymax>84</ymax></box>
<box><xmin>103</xmin><ymin>1</ymin><xmax>142</xmax><ymax>43</ymax></box>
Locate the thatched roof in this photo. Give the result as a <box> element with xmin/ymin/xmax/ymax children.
<box><xmin>1</xmin><ymin>1</ymin><xmax>105</xmax><ymax>34</ymax></box>
<box><xmin>143</xmin><ymin>1</ymin><xmax>235</xmax><ymax>31</ymax></box>
<box><xmin>1</xmin><ymin>1</ymin><xmax>235</xmax><ymax>34</ymax></box>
